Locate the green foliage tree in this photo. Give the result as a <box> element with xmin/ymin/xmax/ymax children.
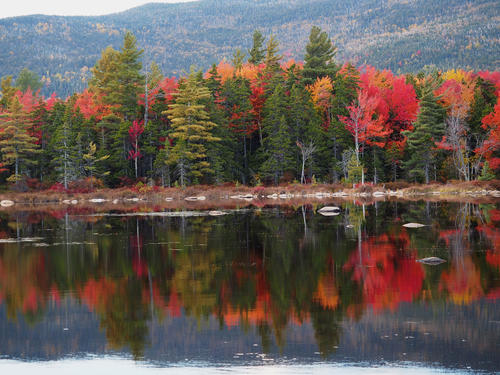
<box><xmin>165</xmin><ymin>69</ymin><xmax>220</xmax><ymax>185</ymax></box>
<box><xmin>248</xmin><ymin>30</ymin><xmax>266</xmax><ymax>65</ymax></box>
<box><xmin>302</xmin><ymin>26</ymin><xmax>338</xmax><ymax>85</ymax></box>
<box><xmin>0</xmin><ymin>76</ymin><xmax>17</xmax><ymax>109</ymax></box>
<box><xmin>346</xmin><ymin>152</ymin><xmax>363</xmax><ymax>184</ymax></box>
<box><xmin>264</xmin><ymin>35</ymin><xmax>282</xmax><ymax>72</ymax></box>
<box><xmin>15</xmin><ymin>68</ymin><xmax>43</xmax><ymax>93</ymax></box>
<box><xmin>0</xmin><ymin>97</ymin><xmax>40</xmax><ymax>184</ymax></box>
<box><xmin>287</xmin><ymin>83</ymin><xmax>322</xmax><ymax>181</ymax></box>
<box><xmin>260</xmin><ymin>85</ymin><xmax>294</xmax><ymax>184</ymax></box>
<box><xmin>479</xmin><ymin>161</ymin><xmax>495</xmax><ymax>181</ymax></box>
<box><xmin>404</xmin><ymin>79</ymin><xmax>446</xmax><ymax>183</ymax></box>
<box><xmin>89</xmin><ymin>32</ymin><xmax>144</xmax><ymax>121</ymax></box>
<box><xmin>83</xmin><ymin>142</ymin><xmax>110</xmax><ymax>189</ymax></box>
<box><xmin>50</xmin><ymin>104</ymin><xmax>79</xmax><ymax>189</ymax></box>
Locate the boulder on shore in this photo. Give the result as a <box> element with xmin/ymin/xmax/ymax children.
<box><xmin>0</xmin><ymin>200</ymin><xmax>14</xmax><ymax>207</ymax></box>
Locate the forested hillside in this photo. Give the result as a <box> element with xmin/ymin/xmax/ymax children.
<box><xmin>0</xmin><ymin>28</ymin><xmax>499</xmax><ymax>191</ymax></box>
<box><xmin>0</xmin><ymin>0</ymin><xmax>498</xmax><ymax>97</ymax></box>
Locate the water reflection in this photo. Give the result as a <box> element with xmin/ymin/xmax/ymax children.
<box><xmin>0</xmin><ymin>201</ymin><xmax>499</xmax><ymax>371</ymax></box>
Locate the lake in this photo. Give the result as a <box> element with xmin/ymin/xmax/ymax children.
<box><xmin>0</xmin><ymin>200</ymin><xmax>499</xmax><ymax>373</ymax></box>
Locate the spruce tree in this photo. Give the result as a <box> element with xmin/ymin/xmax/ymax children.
<box><xmin>404</xmin><ymin>80</ymin><xmax>446</xmax><ymax>183</ymax></box>
<box><xmin>302</xmin><ymin>26</ymin><xmax>338</xmax><ymax>85</ymax></box>
<box><xmin>165</xmin><ymin>69</ymin><xmax>220</xmax><ymax>184</ymax></box>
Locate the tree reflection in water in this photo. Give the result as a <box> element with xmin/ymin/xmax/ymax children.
<box><xmin>0</xmin><ymin>201</ymin><xmax>498</xmax><ymax>362</ymax></box>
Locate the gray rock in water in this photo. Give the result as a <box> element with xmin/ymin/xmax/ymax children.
<box><xmin>403</xmin><ymin>223</ymin><xmax>426</xmax><ymax>228</ymax></box>
<box><xmin>416</xmin><ymin>257</ymin><xmax>446</xmax><ymax>265</ymax></box>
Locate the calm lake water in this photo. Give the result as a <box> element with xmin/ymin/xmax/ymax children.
<box><xmin>0</xmin><ymin>201</ymin><xmax>499</xmax><ymax>373</ymax></box>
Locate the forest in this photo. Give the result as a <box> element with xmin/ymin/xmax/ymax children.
<box><xmin>0</xmin><ymin>0</ymin><xmax>498</xmax><ymax>98</ymax></box>
<box><xmin>0</xmin><ymin>27</ymin><xmax>499</xmax><ymax>192</ymax></box>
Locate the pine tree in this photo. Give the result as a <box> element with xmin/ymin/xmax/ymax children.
<box><xmin>404</xmin><ymin>80</ymin><xmax>446</xmax><ymax>183</ymax></box>
<box><xmin>165</xmin><ymin>69</ymin><xmax>220</xmax><ymax>184</ymax></box>
<box><xmin>248</xmin><ymin>30</ymin><xmax>265</xmax><ymax>65</ymax></box>
<box><xmin>302</xmin><ymin>26</ymin><xmax>338</xmax><ymax>86</ymax></box>
<box><xmin>0</xmin><ymin>97</ymin><xmax>40</xmax><ymax>184</ymax></box>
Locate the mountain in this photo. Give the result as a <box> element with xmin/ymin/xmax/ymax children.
<box><xmin>0</xmin><ymin>0</ymin><xmax>498</xmax><ymax>97</ymax></box>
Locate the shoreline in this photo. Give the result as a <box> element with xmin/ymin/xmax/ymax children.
<box><xmin>0</xmin><ymin>181</ymin><xmax>499</xmax><ymax>210</ymax></box>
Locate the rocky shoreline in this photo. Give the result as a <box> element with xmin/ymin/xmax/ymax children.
<box><xmin>0</xmin><ymin>182</ymin><xmax>499</xmax><ymax>209</ymax></box>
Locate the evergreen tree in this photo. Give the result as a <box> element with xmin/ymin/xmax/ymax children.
<box><xmin>232</xmin><ymin>49</ymin><xmax>246</xmax><ymax>72</ymax></box>
<box><xmin>83</xmin><ymin>142</ymin><xmax>110</xmax><ymax>189</ymax></box>
<box><xmin>15</xmin><ymin>68</ymin><xmax>43</xmax><ymax>93</ymax></box>
<box><xmin>264</xmin><ymin>35</ymin><xmax>282</xmax><ymax>73</ymax></box>
<box><xmin>165</xmin><ymin>69</ymin><xmax>220</xmax><ymax>184</ymax></box>
<box><xmin>89</xmin><ymin>46</ymin><xmax>120</xmax><ymax>98</ymax></box>
<box><xmin>89</xmin><ymin>32</ymin><xmax>144</xmax><ymax>120</ymax></box>
<box><xmin>0</xmin><ymin>76</ymin><xmax>16</xmax><ymax>109</ymax></box>
<box><xmin>260</xmin><ymin>85</ymin><xmax>293</xmax><ymax>184</ymax></box>
<box><xmin>261</xmin><ymin>114</ymin><xmax>294</xmax><ymax>184</ymax></box>
<box><xmin>221</xmin><ymin>76</ymin><xmax>254</xmax><ymax>184</ymax></box>
<box><xmin>248</xmin><ymin>30</ymin><xmax>265</xmax><ymax>65</ymax></box>
<box><xmin>113</xmin><ymin>32</ymin><xmax>144</xmax><ymax>120</ymax></box>
<box><xmin>51</xmin><ymin>105</ymin><xmax>79</xmax><ymax>188</ymax></box>
<box><xmin>205</xmin><ymin>67</ymin><xmax>238</xmax><ymax>184</ymax></box>
<box><xmin>404</xmin><ymin>80</ymin><xmax>446</xmax><ymax>183</ymax></box>
<box><xmin>0</xmin><ymin>97</ymin><xmax>40</xmax><ymax>184</ymax></box>
<box><xmin>302</xmin><ymin>26</ymin><xmax>338</xmax><ymax>85</ymax></box>
<box><xmin>153</xmin><ymin>138</ymin><xmax>172</xmax><ymax>187</ymax></box>
<box><xmin>287</xmin><ymin>83</ymin><xmax>322</xmax><ymax>180</ymax></box>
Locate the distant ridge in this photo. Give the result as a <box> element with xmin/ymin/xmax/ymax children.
<box><xmin>0</xmin><ymin>0</ymin><xmax>498</xmax><ymax>97</ymax></box>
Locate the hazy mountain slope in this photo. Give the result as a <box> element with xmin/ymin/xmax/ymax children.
<box><xmin>0</xmin><ymin>0</ymin><xmax>498</xmax><ymax>96</ymax></box>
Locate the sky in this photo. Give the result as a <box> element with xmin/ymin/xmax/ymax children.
<box><xmin>1</xmin><ymin>0</ymin><xmax>197</xmax><ymax>19</ymax></box>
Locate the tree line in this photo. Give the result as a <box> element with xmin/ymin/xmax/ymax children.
<box><xmin>0</xmin><ymin>27</ymin><xmax>499</xmax><ymax>190</ymax></box>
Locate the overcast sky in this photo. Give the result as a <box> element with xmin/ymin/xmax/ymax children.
<box><xmin>1</xmin><ymin>0</ymin><xmax>198</xmax><ymax>19</ymax></box>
